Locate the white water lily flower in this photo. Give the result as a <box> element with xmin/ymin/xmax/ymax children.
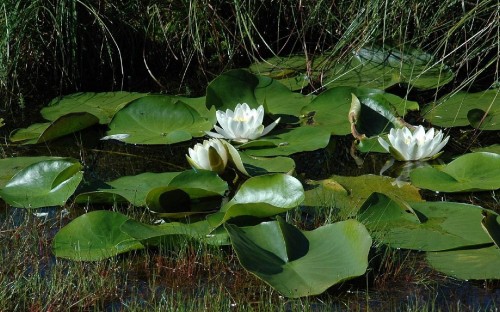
<box><xmin>206</xmin><ymin>103</ymin><xmax>280</xmax><ymax>143</ymax></box>
<box><xmin>186</xmin><ymin>138</ymin><xmax>229</xmax><ymax>174</ymax></box>
<box><xmin>378</xmin><ymin>125</ymin><xmax>450</xmax><ymax>161</ymax></box>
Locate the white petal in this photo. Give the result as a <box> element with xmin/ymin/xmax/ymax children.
<box><xmin>255</xmin><ymin>105</ymin><xmax>265</xmax><ymax>125</ymax></box>
<box><xmin>413</xmin><ymin>126</ymin><xmax>426</xmax><ymax>145</ymax></box>
<box><xmin>216</xmin><ymin>111</ymin><xmax>230</xmax><ymax>130</ymax></box>
<box><xmin>215</xmin><ymin>125</ymin><xmax>235</xmax><ymax>139</ymax></box>
<box><xmin>261</xmin><ymin>117</ymin><xmax>280</xmax><ymax>137</ymax></box>
<box><xmin>420</xmin><ymin>130</ymin><xmax>441</xmax><ymax>159</ymax></box>
<box><xmin>429</xmin><ymin>134</ymin><xmax>449</xmax><ymax>157</ymax></box>
<box><xmin>391</xmin><ymin>130</ymin><xmax>411</xmax><ymax>160</ymax></box>
<box><xmin>205</xmin><ymin>130</ymin><xmax>226</xmax><ymax>139</ymax></box>
<box><xmin>248</xmin><ymin>125</ymin><xmax>265</xmax><ymax>140</ymax></box>
<box><xmin>378</xmin><ymin>137</ymin><xmax>390</xmax><ymax>152</ymax></box>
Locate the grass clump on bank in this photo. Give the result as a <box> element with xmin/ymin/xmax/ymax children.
<box><xmin>1</xmin><ymin>0</ymin><xmax>498</xmax><ymax>119</ymax></box>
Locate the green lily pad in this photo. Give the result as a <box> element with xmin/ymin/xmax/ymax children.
<box><xmin>238</xmin><ymin>126</ymin><xmax>331</xmax><ymax>157</ymax></box>
<box><xmin>0</xmin><ymin>156</ymin><xmax>63</xmax><ymax>189</ymax></box>
<box><xmin>41</xmin><ymin>92</ymin><xmax>148</xmax><ymax>124</ymax></box>
<box><xmin>481</xmin><ymin>211</ymin><xmax>500</xmax><ymax>248</ymax></box>
<box><xmin>249</xmin><ymin>45</ymin><xmax>453</xmax><ymax>91</ymax></box>
<box><xmin>52</xmin><ymin>210</ymin><xmax>144</xmax><ymax>261</ymax></box>
<box><xmin>427</xmin><ymin>245</ymin><xmax>500</xmax><ymax>280</ymax></box>
<box><xmin>355</xmin><ymin>135</ymin><xmax>389</xmax><ymax>153</ymax></box>
<box><xmin>0</xmin><ymin>158</ymin><xmax>83</xmax><ymax>208</ymax></box>
<box><xmin>226</xmin><ymin>218</ymin><xmax>372</xmax><ymax>298</ymax></box>
<box><xmin>74</xmin><ymin>172</ymin><xmax>182</xmax><ymax>206</ymax></box>
<box><xmin>205</xmin><ymin>69</ymin><xmax>311</xmax><ymax>119</ymax></box>
<box><xmin>301</xmin><ymin>87</ymin><xmax>415</xmax><ymax>136</ymax></box>
<box><xmin>239</xmin><ymin>152</ymin><xmax>295</xmax><ymax>176</ymax></box>
<box><xmin>472</xmin><ymin>144</ymin><xmax>500</xmax><ymax>154</ymax></box>
<box><xmin>121</xmin><ymin>219</ymin><xmax>230</xmax><ymax>246</ymax></box>
<box><xmin>322</xmin><ymin>45</ymin><xmax>453</xmax><ymax>90</ymax></box>
<box><xmin>174</xmin><ymin>95</ymin><xmax>216</xmax><ymax>125</ymax></box>
<box><xmin>303</xmin><ymin>174</ymin><xmax>422</xmax><ymax>217</ymax></box>
<box><xmin>104</xmin><ymin>95</ymin><xmax>212</xmax><ymax>144</ymax></box>
<box><xmin>410</xmin><ymin>152</ymin><xmax>500</xmax><ymax>192</ymax></box>
<box><xmin>207</xmin><ymin>174</ymin><xmax>304</xmax><ymax>228</ymax></box>
<box><xmin>145</xmin><ymin>170</ymin><xmax>228</xmax><ymax>216</ymax></box>
<box><xmin>358</xmin><ymin>193</ymin><xmax>494</xmax><ymax>251</ymax></box>
<box><xmin>248</xmin><ymin>55</ymin><xmax>311</xmax><ymax>91</ymax></box>
<box><xmin>206</xmin><ymin>69</ymin><xmax>260</xmax><ymax>110</ymax></box>
<box><xmin>10</xmin><ymin>112</ymin><xmax>99</xmax><ymax>144</ymax></box>
<box><xmin>423</xmin><ymin>89</ymin><xmax>500</xmax><ymax>130</ymax></box>
<box><xmin>254</xmin><ymin>75</ymin><xmax>312</xmax><ymax>117</ymax></box>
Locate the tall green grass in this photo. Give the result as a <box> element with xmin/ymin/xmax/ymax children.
<box><xmin>1</xmin><ymin>0</ymin><xmax>498</xmax><ymax>117</ymax></box>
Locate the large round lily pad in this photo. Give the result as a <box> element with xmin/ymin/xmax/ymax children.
<box><xmin>409</xmin><ymin>152</ymin><xmax>500</xmax><ymax>192</ymax></box>
<box><xmin>226</xmin><ymin>218</ymin><xmax>372</xmax><ymax>298</ymax></box>
<box><xmin>103</xmin><ymin>95</ymin><xmax>212</xmax><ymax>144</ymax></box>
<box><xmin>358</xmin><ymin>193</ymin><xmax>494</xmax><ymax>251</ymax></box>
<box><xmin>52</xmin><ymin>210</ymin><xmax>144</xmax><ymax>261</ymax></box>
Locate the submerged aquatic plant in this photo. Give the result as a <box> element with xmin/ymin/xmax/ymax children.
<box><xmin>186</xmin><ymin>138</ymin><xmax>229</xmax><ymax>174</ymax></box>
<box><xmin>206</xmin><ymin>103</ymin><xmax>280</xmax><ymax>143</ymax></box>
<box><xmin>378</xmin><ymin>125</ymin><xmax>449</xmax><ymax>161</ymax></box>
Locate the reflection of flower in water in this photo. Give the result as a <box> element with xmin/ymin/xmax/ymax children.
<box><xmin>378</xmin><ymin>125</ymin><xmax>449</xmax><ymax>161</ymax></box>
<box><xmin>380</xmin><ymin>158</ymin><xmax>435</xmax><ymax>188</ymax></box>
<box><xmin>206</xmin><ymin>103</ymin><xmax>280</xmax><ymax>143</ymax></box>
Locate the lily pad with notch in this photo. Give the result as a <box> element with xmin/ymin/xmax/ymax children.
<box><xmin>103</xmin><ymin>95</ymin><xmax>212</xmax><ymax>144</ymax></box>
<box><xmin>226</xmin><ymin>217</ymin><xmax>372</xmax><ymax>298</ymax></box>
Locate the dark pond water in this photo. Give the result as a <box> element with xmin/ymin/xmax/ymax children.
<box><xmin>1</xmin><ymin>105</ymin><xmax>499</xmax><ymax>310</ymax></box>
